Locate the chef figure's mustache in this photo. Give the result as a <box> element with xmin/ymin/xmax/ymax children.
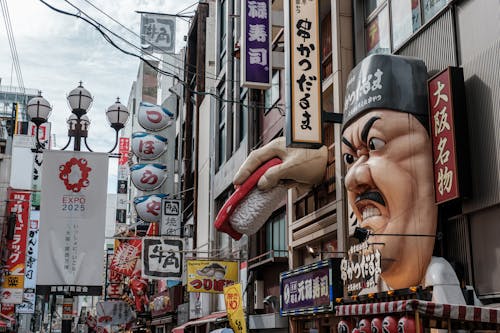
<box><xmin>355</xmin><ymin>191</ymin><xmax>386</xmax><ymax>206</ymax></box>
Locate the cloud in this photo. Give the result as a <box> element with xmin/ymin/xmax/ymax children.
<box><xmin>1</xmin><ymin>0</ymin><xmax>193</xmax><ymax>193</ymax></box>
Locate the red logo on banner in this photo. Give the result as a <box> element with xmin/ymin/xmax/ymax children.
<box><xmin>428</xmin><ymin>68</ymin><xmax>459</xmax><ymax>203</ymax></box>
<box><xmin>6</xmin><ymin>191</ymin><xmax>31</xmax><ymax>274</ymax></box>
<box><xmin>59</xmin><ymin>158</ymin><xmax>92</xmax><ymax>192</ymax></box>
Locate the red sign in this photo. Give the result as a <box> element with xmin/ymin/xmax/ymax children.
<box><xmin>428</xmin><ymin>68</ymin><xmax>460</xmax><ymax>203</ymax></box>
<box><xmin>6</xmin><ymin>191</ymin><xmax>31</xmax><ymax>274</ymax></box>
<box><xmin>109</xmin><ymin>240</ymin><xmax>142</xmax><ymax>277</ymax></box>
<box><xmin>118</xmin><ymin>137</ymin><xmax>130</xmax><ymax>166</ymax></box>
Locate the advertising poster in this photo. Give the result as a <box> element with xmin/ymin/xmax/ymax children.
<box><xmin>187</xmin><ymin>260</ymin><xmax>238</xmax><ymax>293</ymax></box>
<box><xmin>224</xmin><ymin>283</ymin><xmax>247</xmax><ymax>333</ymax></box>
<box><xmin>109</xmin><ymin>239</ymin><xmax>142</xmax><ymax>277</ymax></box>
<box><xmin>1</xmin><ymin>191</ymin><xmax>31</xmax><ymax>304</ymax></box>
<box><xmin>37</xmin><ymin>151</ymin><xmax>108</xmax><ymax>292</ymax></box>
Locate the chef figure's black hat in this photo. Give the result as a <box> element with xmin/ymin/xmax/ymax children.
<box><xmin>342</xmin><ymin>54</ymin><xmax>429</xmax><ymax>132</ymax></box>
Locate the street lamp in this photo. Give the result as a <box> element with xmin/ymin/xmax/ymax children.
<box><xmin>26</xmin><ymin>83</ymin><xmax>130</xmax><ymax>333</ymax></box>
<box><xmin>27</xmin><ymin>82</ymin><xmax>129</xmax><ymax>153</ymax></box>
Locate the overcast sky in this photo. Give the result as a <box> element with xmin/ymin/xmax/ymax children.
<box><xmin>0</xmin><ymin>0</ymin><xmax>194</xmax><ymax>192</ymax></box>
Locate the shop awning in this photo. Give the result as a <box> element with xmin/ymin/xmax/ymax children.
<box><xmin>172</xmin><ymin>312</ymin><xmax>227</xmax><ymax>333</ymax></box>
<box><xmin>335</xmin><ymin>299</ymin><xmax>500</xmax><ymax>324</ymax></box>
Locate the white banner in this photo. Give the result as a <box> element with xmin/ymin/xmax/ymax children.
<box><xmin>142</xmin><ymin>237</ymin><xmax>183</xmax><ymax>280</ymax></box>
<box><xmin>37</xmin><ymin>151</ymin><xmax>109</xmax><ymax>287</ymax></box>
<box><xmin>96</xmin><ymin>301</ymin><xmax>135</xmax><ymax>326</ymax></box>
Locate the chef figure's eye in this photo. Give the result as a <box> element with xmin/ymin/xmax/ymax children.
<box><xmin>343</xmin><ymin>153</ymin><xmax>356</xmax><ymax>165</ymax></box>
<box><xmin>368</xmin><ymin>137</ymin><xmax>385</xmax><ymax>151</ymax></box>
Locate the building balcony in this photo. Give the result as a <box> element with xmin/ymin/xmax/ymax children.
<box><xmin>248</xmin><ymin>249</ymin><xmax>288</xmax><ymax>270</ymax></box>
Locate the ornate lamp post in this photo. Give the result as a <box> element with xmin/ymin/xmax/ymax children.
<box><xmin>26</xmin><ymin>83</ymin><xmax>130</xmax><ymax>333</ymax></box>
<box><xmin>27</xmin><ymin>82</ymin><xmax>130</xmax><ymax>152</ymax></box>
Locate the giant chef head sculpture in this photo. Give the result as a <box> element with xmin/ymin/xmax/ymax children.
<box><xmin>215</xmin><ymin>54</ymin><xmax>440</xmax><ymax>291</ymax></box>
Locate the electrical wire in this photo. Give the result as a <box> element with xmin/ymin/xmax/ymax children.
<box><xmin>39</xmin><ymin>0</ymin><xmax>280</xmax><ymax>112</ymax></box>
<box><xmin>0</xmin><ymin>0</ymin><xmax>24</xmax><ymax>92</ymax></box>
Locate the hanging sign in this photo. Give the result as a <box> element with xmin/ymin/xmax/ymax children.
<box><xmin>140</xmin><ymin>13</ymin><xmax>176</xmax><ymax>53</ymax></box>
<box><xmin>130</xmin><ymin>163</ymin><xmax>168</xmax><ymax>191</ymax></box>
<box><xmin>224</xmin><ymin>283</ymin><xmax>247</xmax><ymax>333</ymax></box>
<box><xmin>161</xmin><ymin>199</ymin><xmax>182</xmax><ymax>236</ymax></box>
<box><xmin>133</xmin><ymin>194</ymin><xmax>169</xmax><ymax>223</ymax></box>
<box><xmin>109</xmin><ymin>240</ymin><xmax>142</xmax><ymax>277</ymax></box>
<box><xmin>187</xmin><ymin>260</ymin><xmax>238</xmax><ymax>294</ymax></box>
<box><xmin>37</xmin><ymin>151</ymin><xmax>108</xmax><ymax>294</ymax></box>
<box><xmin>131</xmin><ymin>132</ymin><xmax>168</xmax><ymax>160</ymax></box>
<box><xmin>1</xmin><ymin>191</ymin><xmax>31</xmax><ymax>304</ymax></box>
<box><xmin>96</xmin><ymin>301</ymin><xmax>135</xmax><ymax>326</ymax></box>
<box><xmin>142</xmin><ymin>237</ymin><xmax>183</xmax><ymax>280</ymax></box>
<box><xmin>286</xmin><ymin>0</ymin><xmax>323</xmax><ymax>148</ymax></box>
<box><xmin>428</xmin><ymin>67</ymin><xmax>462</xmax><ymax>204</ymax></box>
<box><xmin>138</xmin><ymin>102</ymin><xmax>174</xmax><ymax>131</ymax></box>
<box><xmin>241</xmin><ymin>0</ymin><xmax>271</xmax><ymax>89</ymax></box>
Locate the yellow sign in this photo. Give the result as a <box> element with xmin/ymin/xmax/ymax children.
<box><xmin>1</xmin><ymin>275</ymin><xmax>24</xmax><ymax>289</ymax></box>
<box><xmin>224</xmin><ymin>283</ymin><xmax>247</xmax><ymax>333</ymax></box>
<box><xmin>187</xmin><ymin>260</ymin><xmax>238</xmax><ymax>293</ymax></box>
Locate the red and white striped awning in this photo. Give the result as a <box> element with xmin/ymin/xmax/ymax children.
<box><xmin>335</xmin><ymin>300</ymin><xmax>500</xmax><ymax>324</ymax></box>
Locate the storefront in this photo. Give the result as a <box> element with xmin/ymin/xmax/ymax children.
<box><xmin>171</xmin><ymin>311</ymin><xmax>228</xmax><ymax>333</ymax></box>
<box><xmin>280</xmin><ymin>259</ymin><xmax>343</xmax><ymax>333</ymax></box>
<box><xmin>149</xmin><ymin>286</ymin><xmax>182</xmax><ymax>333</ymax></box>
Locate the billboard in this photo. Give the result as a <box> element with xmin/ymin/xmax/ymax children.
<box><xmin>37</xmin><ymin>151</ymin><xmax>108</xmax><ymax>292</ymax></box>
<box><xmin>187</xmin><ymin>260</ymin><xmax>238</xmax><ymax>293</ymax></box>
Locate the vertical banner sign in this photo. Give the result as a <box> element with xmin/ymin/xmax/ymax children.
<box><xmin>428</xmin><ymin>68</ymin><xmax>460</xmax><ymax>203</ymax></box>
<box><xmin>29</xmin><ymin>122</ymin><xmax>51</xmax><ymax>207</ymax></box>
<box><xmin>16</xmin><ymin>210</ymin><xmax>40</xmax><ymax>314</ymax></box>
<box><xmin>161</xmin><ymin>199</ymin><xmax>181</xmax><ymax>236</ymax></box>
<box><xmin>286</xmin><ymin>0</ymin><xmax>323</xmax><ymax>148</ymax></box>
<box><xmin>224</xmin><ymin>283</ymin><xmax>247</xmax><ymax>333</ymax></box>
<box><xmin>241</xmin><ymin>0</ymin><xmax>271</xmax><ymax>89</ymax></box>
<box><xmin>37</xmin><ymin>151</ymin><xmax>108</xmax><ymax>291</ymax></box>
<box><xmin>116</xmin><ymin>137</ymin><xmax>130</xmax><ymax>230</ymax></box>
<box><xmin>1</xmin><ymin>191</ymin><xmax>31</xmax><ymax>305</ymax></box>
<box><xmin>142</xmin><ymin>237</ymin><xmax>183</xmax><ymax>280</ymax></box>
<box><xmin>109</xmin><ymin>240</ymin><xmax>142</xmax><ymax>277</ymax></box>
<box><xmin>140</xmin><ymin>14</ymin><xmax>176</xmax><ymax>53</ymax></box>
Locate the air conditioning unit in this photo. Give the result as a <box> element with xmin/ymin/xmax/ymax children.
<box><xmin>254</xmin><ymin>280</ymin><xmax>264</xmax><ymax>309</ymax></box>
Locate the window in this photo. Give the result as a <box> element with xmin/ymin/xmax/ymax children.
<box><xmin>364</xmin><ymin>0</ymin><xmax>448</xmax><ymax>54</ymax></box>
<box><xmin>219</xmin><ymin>0</ymin><xmax>227</xmax><ymax>71</ymax></box>
<box><xmin>217</xmin><ymin>84</ymin><xmax>226</xmax><ymax>168</ymax></box>
<box><xmin>239</xmin><ymin>88</ymin><xmax>248</xmax><ymax>143</ymax></box>
<box><xmin>264</xmin><ymin>70</ymin><xmax>280</xmax><ymax>112</ymax></box>
<box><xmin>265</xmin><ymin>210</ymin><xmax>287</xmax><ymax>256</ymax></box>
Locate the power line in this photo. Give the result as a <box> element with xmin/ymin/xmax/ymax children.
<box><xmin>0</xmin><ymin>0</ymin><xmax>24</xmax><ymax>92</ymax></box>
<box><xmin>39</xmin><ymin>0</ymin><xmax>277</xmax><ymax>111</ymax></box>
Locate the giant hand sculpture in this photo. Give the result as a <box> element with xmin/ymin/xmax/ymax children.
<box><xmin>214</xmin><ymin>136</ymin><xmax>328</xmax><ymax>240</ymax></box>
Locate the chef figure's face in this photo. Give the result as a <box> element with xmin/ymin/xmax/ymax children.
<box><xmin>342</xmin><ymin>110</ymin><xmax>437</xmax><ymax>289</ymax></box>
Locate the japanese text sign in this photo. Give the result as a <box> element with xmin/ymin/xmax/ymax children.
<box><xmin>187</xmin><ymin>260</ymin><xmax>238</xmax><ymax>294</ymax></box>
<box><xmin>241</xmin><ymin>0</ymin><xmax>271</xmax><ymax>89</ymax></box>
<box><xmin>340</xmin><ymin>241</ymin><xmax>382</xmax><ymax>293</ymax></box>
<box><xmin>118</xmin><ymin>137</ymin><xmax>130</xmax><ymax>166</ymax></box>
<box><xmin>224</xmin><ymin>283</ymin><xmax>247</xmax><ymax>333</ymax></box>
<box><xmin>280</xmin><ymin>259</ymin><xmax>342</xmax><ymax>316</ymax></box>
<box><xmin>140</xmin><ymin>13</ymin><xmax>176</xmax><ymax>53</ymax></box>
<box><xmin>142</xmin><ymin>237</ymin><xmax>183</xmax><ymax>280</ymax></box>
<box><xmin>5</xmin><ymin>191</ymin><xmax>31</xmax><ymax>275</ymax></box>
<box><xmin>287</xmin><ymin>0</ymin><xmax>322</xmax><ymax>148</ymax></box>
<box><xmin>110</xmin><ymin>240</ymin><xmax>142</xmax><ymax>277</ymax></box>
<box><xmin>131</xmin><ymin>132</ymin><xmax>168</xmax><ymax>160</ymax></box>
<box><xmin>161</xmin><ymin>199</ymin><xmax>181</xmax><ymax>236</ymax></box>
<box><xmin>428</xmin><ymin>67</ymin><xmax>460</xmax><ymax>203</ymax></box>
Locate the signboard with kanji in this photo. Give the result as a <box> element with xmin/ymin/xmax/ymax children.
<box><xmin>286</xmin><ymin>0</ymin><xmax>323</xmax><ymax>148</ymax></box>
<box><xmin>142</xmin><ymin>237</ymin><xmax>183</xmax><ymax>280</ymax></box>
<box><xmin>428</xmin><ymin>67</ymin><xmax>463</xmax><ymax>204</ymax></box>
